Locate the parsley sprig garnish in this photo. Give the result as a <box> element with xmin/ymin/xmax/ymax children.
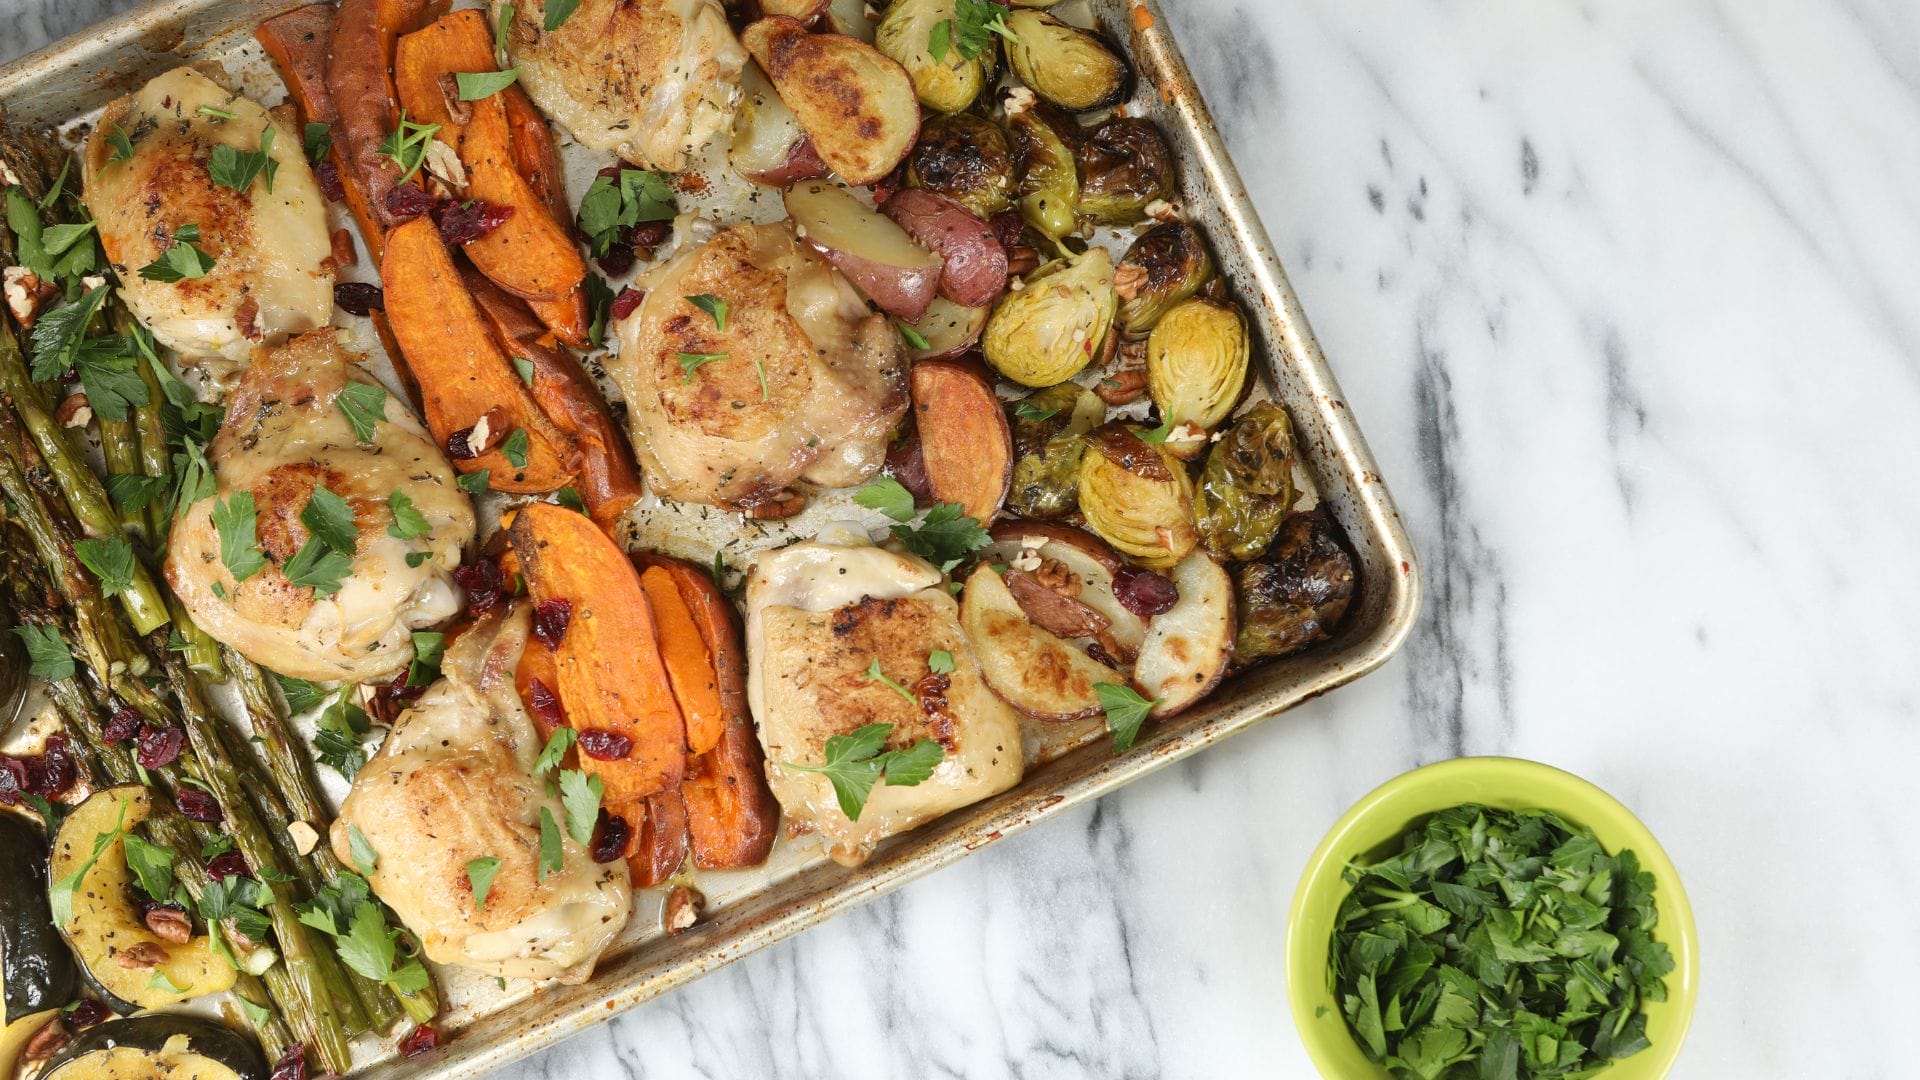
<box><xmin>576</xmin><ymin>168</ymin><xmax>674</xmax><ymax>258</ymax></box>
<box><xmin>208</xmin><ymin>126</ymin><xmax>279</xmax><ymax>194</ymax></box>
<box><xmin>378</xmin><ymin>111</ymin><xmax>441</xmax><ymax>182</ymax></box>
<box><xmin>929</xmin><ymin>0</ymin><xmax>1017</xmax><ymax>64</ymax></box>
<box><xmin>785</xmin><ymin>723</ymin><xmax>945</xmax><ymax>821</ymax></box>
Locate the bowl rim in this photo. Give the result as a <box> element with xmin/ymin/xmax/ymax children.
<box><xmin>1284</xmin><ymin>756</ymin><xmax>1699</xmax><ymax>1078</ymax></box>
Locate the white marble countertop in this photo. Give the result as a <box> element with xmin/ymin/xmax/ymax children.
<box><xmin>9</xmin><ymin>2</ymin><xmax>1916</xmax><ymax>1076</ymax></box>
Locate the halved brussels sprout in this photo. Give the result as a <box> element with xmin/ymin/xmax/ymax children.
<box><xmin>1078</xmin><ymin>424</ymin><xmax>1197</xmax><ymax>568</ymax></box>
<box><xmin>1117</xmin><ymin>222</ymin><xmax>1215</xmax><ymax>339</ymax></box>
<box><xmin>1233</xmin><ymin>510</ymin><xmax>1356</xmax><ymax>663</ymax></box>
<box><xmin>1195</xmin><ymin>402</ymin><xmax>1297</xmax><ymax>561</ymax></box>
<box><xmin>877</xmin><ymin>0</ymin><xmax>993</xmax><ymax>113</ymax></box>
<box><xmin>1009</xmin><ymin>381</ymin><xmax>1105</xmax><ymax>456</ymax></box>
<box><xmin>906</xmin><ymin>112</ymin><xmax>1016</xmax><ymax>219</ymax></box>
<box><xmin>983</xmin><ymin>246</ymin><xmax>1117</xmax><ymax>387</ymax></box>
<box><xmin>1006</xmin><ymin>383</ymin><xmax>1105</xmax><ymax>518</ymax></box>
<box><xmin>1147</xmin><ymin>297</ymin><xmax>1249</xmax><ymax>434</ymax></box>
<box><xmin>1005</xmin><ymin>94</ymin><xmax>1080</xmax><ymax>242</ymax></box>
<box><xmin>1075</xmin><ymin>118</ymin><xmax>1175</xmax><ymax>225</ymax></box>
<box><xmin>1003</xmin><ymin>11</ymin><xmax>1131</xmax><ymax>112</ymax></box>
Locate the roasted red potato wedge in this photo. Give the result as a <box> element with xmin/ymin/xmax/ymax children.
<box><xmin>730</xmin><ymin>61</ymin><xmax>832</xmax><ymax>187</ymax></box>
<box><xmin>381</xmin><ymin>217</ymin><xmax>579</xmax><ymax>491</ymax></box>
<box><xmin>785</xmin><ymin>181</ymin><xmax>942</xmax><ymax>320</ymax></box>
<box><xmin>909</xmin><ymin>360</ymin><xmax>1011</xmax><ymax>524</ymax></box>
<box><xmin>882</xmin><ymin>189</ymin><xmax>1008</xmax><ymax>308</ymax></box>
<box><xmin>742</xmin><ymin>16</ymin><xmax>920</xmax><ymax>184</ymax></box>
<box><xmin>509</xmin><ymin>504</ymin><xmax>687</xmax><ymax>801</ymax></box>
<box><xmin>461</xmin><ymin>266</ymin><xmax>643</xmax><ymax>522</ymax></box>
<box><xmin>981</xmin><ymin>523</ymin><xmax>1148</xmax><ymax>660</ymax></box>
<box><xmin>960</xmin><ymin>564</ymin><xmax>1121</xmax><ymax>721</ymax></box>
<box><xmin>632</xmin><ymin>553</ymin><xmax>779</xmax><ymax>871</ymax></box>
<box><xmin>326</xmin><ymin>0</ymin><xmax>429</xmax><ymax>239</ymax></box>
<box><xmin>901</xmin><ymin>295</ymin><xmax>988</xmax><ymax>361</ymax></box>
<box><xmin>1134</xmin><ymin>552</ymin><xmax>1235</xmax><ymax>718</ymax></box>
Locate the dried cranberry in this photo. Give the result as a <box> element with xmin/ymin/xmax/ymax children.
<box><xmin>590</xmin><ymin>811</ymin><xmax>630</xmax><ymax>864</ymax></box>
<box><xmin>435</xmin><ymin>199</ymin><xmax>514</xmax><ymax>246</ymax></box>
<box><xmin>595</xmin><ymin>164</ymin><xmax>623</xmax><ymax>182</ymax></box>
<box><xmin>988</xmin><ymin>209</ymin><xmax>1025</xmax><ymax>252</ymax></box>
<box><xmin>135</xmin><ymin>724</ymin><xmax>184</xmax><ymax>769</ymax></box>
<box><xmin>868</xmin><ymin>164</ymin><xmax>905</xmax><ymax>205</ymax></box>
<box><xmin>207</xmin><ymin>851</ymin><xmax>250</xmax><ymax>881</ymax></box>
<box><xmin>334</xmin><ymin>282</ymin><xmax>385</xmax><ymax>316</ymax></box>
<box><xmin>313</xmin><ymin>160</ymin><xmax>345</xmax><ymax>202</ymax></box>
<box><xmin>445</xmin><ymin>426</ymin><xmax>478</xmax><ymax>461</ymax></box>
<box><xmin>595</xmin><ymin>244</ymin><xmax>635</xmax><ymax>278</ymax></box>
<box><xmin>525</xmin><ymin>678</ymin><xmax>566</xmax><ymax>733</ymax></box>
<box><xmin>1086</xmin><ymin>639</ymin><xmax>1121</xmax><ymax>669</ymax></box>
<box><xmin>532</xmin><ymin>599</ymin><xmax>572</xmax><ymax>649</ymax></box>
<box><xmin>383</xmin><ymin>182</ymin><xmax>435</xmax><ymax>220</ymax></box>
<box><xmin>453</xmin><ymin>558</ymin><xmax>504</xmax><ymax>615</ymax></box>
<box><xmin>64</xmin><ymin>1000</ymin><xmax>109</xmax><ymax>1029</ymax></box>
<box><xmin>36</xmin><ymin>735</ymin><xmax>75</xmax><ymax>798</ymax></box>
<box><xmin>399</xmin><ymin>1024</ymin><xmax>440</xmax><ymax>1058</ymax></box>
<box><xmin>609</xmin><ymin>287</ymin><xmax>645</xmax><ymax>322</ymax></box>
<box><xmin>576</xmin><ymin>728</ymin><xmax>633</xmax><ymax>761</ymax></box>
<box><xmin>628</xmin><ymin>220</ymin><xmax>672</xmax><ymax>250</ymax></box>
<box><xmin>103</xmin><ymin>706</ymin><xmax>142</xmax><ymax>744</ymax></box>
<box><xmin>175</xmin><ymin>786</ymin><xmax>223</xmax><ymax>823</ymax></box>
<box><xmin>1112</xmin><ymin>565</ymin><xmax>1180</xmax><ymax>617</ymax></box>
<box><xmin>370</xmin><ymin>667</ymin><xmax>427</xmax><ymax>725</ymax></box>
<box><xmin>269</xmin><ymin>1044</ymin><xmax>308</xmax><ymax>1080</ymax></box>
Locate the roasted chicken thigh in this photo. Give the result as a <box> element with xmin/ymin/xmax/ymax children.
<box><xmin>333</xmin><ymin>606</ymin><xmax>631</xmax><ymax>982</ymax></box>
<box><xmin>83</xmin><ymin>66</ymin><xmax>333</xmax><ymax>370</ymax></box>
<box><xmin>165</xmin><ymin>330</ymin><xmax>474</xmax><ymax>683</ymax></box>
<box><xmin>500</xmin><ymin>0</ymin><xmax>746</xmax><ymax>172</ymax></box>
<box><xmin>610</xmin><ymin>221</ymin><xmax>907</xmax><ymax>513</ymax></box>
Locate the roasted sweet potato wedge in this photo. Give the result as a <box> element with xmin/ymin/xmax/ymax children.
<box><xmin>257</xmin><ymin>5</ymin><xmax>339</xmax><ymax>127</ymax></box>
<box><xmin>741</xmin><ymin>16</ymin><xmax>920</xmax><ymax>184</ymax></box>
<box><xmin>393</xmin><ymin>10</ymin><xmax>494</xmax><ymax>144</ymax></box>
<box><xmin>638</xmin><ymin>566</ymin><xmax>725</xmax><ymax>756</ymax></box>
<box><xmin>326</xmin><ymin>0</ymin><xmax>429</xmax><ymax>238</ymax></box>
<box><xmin>910</xmin><ymin>360</ymin><xmax>1012</xmax><ymax>524</ymax></box>
<box><xmin>613</xmin><ymin>791</ymin><xmax>690</xmax><ymax>889</ymax></box>
<box><xmin>633</xmin><ymin>553</ymin><xmax>778</xmax><ymax>870</ymax></box>
<box><xmin>460</xmin><ymin>90</ymin><xmax>588</xmax><ymax>304</ymax></box>
<box><xmin>509</xmin><ymin>504</ymin><xmax>687</xmax><ymax>801</ymax></box>
<box><xmin>381</xmin><ymin>217</ymin><xmax>579</xmax><ymax>491</ymax></box>
<box><xmin>460</xmin><ymin>265</ymin><xmax>642</xmax><ymax>522</ymax></box>
<box><xmin>504</xmin><ymin>87</ymin><xmax>568</xmax><ymax>225</ymax></box>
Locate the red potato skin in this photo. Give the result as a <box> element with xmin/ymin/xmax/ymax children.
<box><xmin>988</xmin><ymin>520</ymin><xmax>1125</xmax><ymax>574</ymax></box>
<box><xmin>812</xmin><ymin>240</ymin><xmax>941</xmax><ymax>322</ymax></box>
<box><xmin>882</xmin><ymin>189</ymin><xmax>1009</xmax><ymax>309</ymax></box>
<box><xmin>910</xmin><ymin>361</ymin><xmax>1012</xmax><ymax>524</ymax></box>
<box><xmin>742</xmin><ymin>135</ymin><xmax>831</xmax><ymax>188</ymax></box>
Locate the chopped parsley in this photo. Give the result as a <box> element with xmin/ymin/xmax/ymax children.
<box><xmin>784</xmin><ymin>723</ymin><xmax>944</xmax><ymax>822</ymax></box>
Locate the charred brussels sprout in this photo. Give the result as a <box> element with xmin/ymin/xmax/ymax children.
<box><xmin>1009</xmin><ymin>381</ymin><xmax>1104</xmax><ymax>456</ymax></box>
<box><xmin>877</xmin><ymin>0</ymin><xmax>993</xmax><ymax>113</ymax></box>
<box><xmin>1147</xmin><ymin>298</ymin><xmax>1249</xmax><ymax>434</ymax></box>
<box><xmin>983</xmin><ymin>247</ymin><xmax>1117</xmax><ymax>386</ymax></box>
<box><xmin>1005</xmin><ymin>94</ymin><xmax>1080</xmax><ymax>242</ymax></box>
<box><xmin>1116</xmin><ymin>222</ymin><xmax>1215</xmax><ymax>339</ymax></box>
<box><xmin>1074</xmin><ymin>118</ymin><xmax>1175</xmax><ymax>225</ymax></box>
<box><xmin>1003</xmin><ymin>11</ymin><xmax>1131</xmax><ymax>112</ymax></box>
<box><xmin>907</xmin><ymin>112</ymin><xmax>1016</xmax><ymax>219</ymax></box>
<box><xmin>1195</xmin><ymin>403</ymin><xmax>1297</xmax><ymax>560</ymax></box>
<box><xmin>1078</xmin><ymin>423</ymin><xmax>1197</xmax><ymax>568</ymax></box>
<box><xmin>1233</xmin><ymin>510</ymin><xmax>1356</xmax><ymax>663</ymax></box>
<box><xmin>1006</xmin><ymin>383</ymin><xmax>1105</xmax><ymax>518</ymax></box>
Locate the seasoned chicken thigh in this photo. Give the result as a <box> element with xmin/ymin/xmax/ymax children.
<box><xmin>746</xmin><ymin>527</ymin><xmax>1024</xmax><ymax>865</ymax></box>
<box><xmin>611</xmin><ymin>222</ymin><xmax>907</xmax><ymax>513</ymax></box>
<box><xmin>500</xmin><ymin>0</ymin><xmax>746</xmax><ymax>171</ymax></box>
<box><xmin>333</xmin><ymin>606</ymin><xmax>631</xmax><ymax>983</ymax></box>
<box><xmin>82</xmin><ymin>66</ymin><xmax>333</xmax><ymax>370</ymax></box>
<box><xmin>166</xmin><ymin>330</ymin><xmax>474</xmax><ymax>683</ymax></box>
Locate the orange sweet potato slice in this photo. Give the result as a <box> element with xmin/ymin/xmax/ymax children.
<box><xmin>504</xmin><ymin>86</ymin><xmax>568</xmax><ymax>226</ymax></box>
<box><xmin>460</xmin><ymin>266</ymin><xmax>642</xmax><ymax>523</ymax></box>
<box><xmin>910</xmin><ymin>360</ymin><xmax>1012</xmax><ymax>524</ymax></box>
<box><xmin>611</xmin><ymin>791</ymin><xmax>690</xmax><ymax>889</ymax></box>
<box><xmin>459</xmin><ymin>90</ymin><xmax>587</xmax><ymax>304</ymax></box>
<box><xmin>509</xmin><ymin>504</ymin><xmax>686</xmax><ymax>801</ymax></box>
<box><xmin>325</xmin><ymin>0</ymin><xmax>430</xmax><ymax>240</ymax></box>
<box><xmin>637</xmin><ymin>566</ymin><xmax>724</xmax><ymax>756</ymax></box>
<box><xmin>633</xmin><ymin>553</ymin><xmax>779</xmax><ymax>870</ymax></box>
<box><xmin>381</xmin><ymin>217</ymin><xmax>578</xmax><ymax>492</ymax></box>
<box><xmin>392</xmin><ymin>10</ymin><xmax>494</xmax><ymax>145</ymax></box>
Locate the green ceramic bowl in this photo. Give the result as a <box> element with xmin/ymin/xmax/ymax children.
<box><xmin>1286</xmin><ymin>757</ymin><xmax>1698</xmax><ymax>1079</ymax></box>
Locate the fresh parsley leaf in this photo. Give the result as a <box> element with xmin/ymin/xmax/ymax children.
<box><xmin>300</xmin><ymin>485</ymin><xmax>359</xmax><ymax>555</ymax></box>
<box><xmin>283</xmin><ymin>537</ymin><xmax>353</xmax><ymax>597</ymax></box>
<box><xmin>932</xmin><ymin>0</ymin><xmax>1016</xmax><ymax>63</ymax></box>
<box><xmin>106</xmin><ymin>124</ymin><xmax>135</xmax><ymax>162</ymax></box>
<box><xmin>537</xmin><ymin>806</ymin><xmax>563</xmax><ymax>882</ymax></box>
<box><xmin>198</xmin><ymin>105</ymin><xmax>238</xmax><ymax>121</ymax></box>
<box><xmin>211</xmin><ymin>492</ymin><xmax>269</xmax><ymax>583</ymax></box>
<box><xmin>457</xmin><ymin>470</ymin><xmax>491</xmax><ymax>495</ymax></box>
<box><xmin>13</xmin><ymin>624</ymin><xmax>74</xmax><ymax>681</ymax></box>
<box><xmin>895</xmin><ymin>320</ymin><xmax>931</xmax><ymax>351</ymax></box>
<box><xmin>147</xmin><ymin>970</ymin><xmax>190</xmax><ymax>994</ymax></box>
<box><xmin>1140</xmin><ymin>416</ymin><xmax>1174</xmax><ymax>445</ymax></box>
<box><xmin>171</xmin><ymin>437</ymin><xmax>217</xmax><ymax>518</ymax></box>
<box><xmin>74</xmin><ymin>535</ymin><xmax>137</xmax><ymax>598</ymax></box>
<box><xmin>28</xmin><ymin>285</ymin><xmax>108</xmax><ymax>382</ymax></box>
<box><xmin>1094</xmin><ymin>683</ymin><xmax>1157</xmax><ymax>753</ymax></box>
<box><xmin>861</xmin><ymin>659</ymin><xmax>917</xmax><ymax>705</ymax></box>
<box><xmin>1014</xmin><ymin>401</ymin><xmax>1061</xmax><ymax>422</ymax></box>
<box><xmin>386</xmin><ymin>490</ymin><xmax>431</xmax><ymax>540</ymax></box>
<box><xmin>304</xmin><ymin>121</ymin><xmax>332</xmax><ymax>163</ymax></box>
<box><xmin>71</xmin><ymin>336</ymin><xmax>151</xmax><ymax>422</ymax></box>
<box><xmin>313</xmin><ymin>689</ymin><xmax>373</xmax><ymax>778</ymax></box>
<box><xmin>512</xmin><ymin>356</ymin><xmax>535</xmax><ymax>386</ymax></box>
<box><xmin>405</xmin><ymin>551</ymin><xmax>432</xmax><ymax>568</ymax></box>
<box><xmin>121</xmin><ymin>832</ymin><xmax>180</xmax><ymax>905</ymax></box>
<box><xmin>927</xmin><ymin>648</ymin><xmax>956</xmax><ymax>675</ymax></box>
<box><xmin>201</xmin><ymin>834</ymin><xmax>236</xmax><ymax>859</ymax></box>
<box><xmin>928</xmin><ymin>18</ymin><xmax>953</xmax><ymax>63</ymax></box>
<box><xmin>272</xmin><ymin>671</ymin><xmax>331</xmax><ymax>715</ymax></box>
<box><xmin>5</xmin><ymin>189</ymin><xmax>49</xmax><ymax>280</ymax></box>
<box><xmin>456</xmin><ymin>68</ymin><xmax>521</xmax><ymax>100</ymax></box>
<box><xmin>495</xmin><ymin>4</ymin><xmax>516</xmax><ymax>60</ymax></box>
<box><xmin>558</xmin><ymin>768</ymin><xmax>602</xmax><ymax>845</ymax></box>
<box><xmin>502</xmin><ymin>428</ymin><xmax>529</xmax><ymax>469</ymax></box>
<box><xmin>467</xmin><ymin>856</ymin><xmax>502</xmax><ymax>910</ymax></box>
<box><xmin>335</xmin><ymin>380</ymin><xmax>388</xmax><ymax>443</ymax></box>
<box><xmin>543</xmin><ymin>0</ymin><xmax>581</xmax><ymax>31</ymax></box>
<box><xmin>853</xmin><ymin>476</ymin><xmax>918</xmax><ymax>522</ymax></box>
<box><xmin>407</xmin><ymin>630</ymin><xmax>445</xmax><ymax>687</ymax></box>
<box><xmin>348</xmin><ymin>825</ymin><xmax>379</xmax><ymax>876</ymax></box>
<box><xmin>532</xmin><ymin>727</ymin><xmax>576</xmax><ymax>777</ymax></box>
<box><xmin>554</xmin><ymin>485</ymin><xmax>585</xmax><ymax>513</ymax></box>
<box><xmin>208</xmin><ymin>126</ymin><xmax>277</xmax><ymax>194</ymax></box>
<box><xmin>377</xmin><ymin>111</ymin><xmax>441</xmax><ymax>182</ymax></box>
<box><xmin>40</xmin><ymin>220</ymin><xmax>95</xmax><ymax>259</ymax></box>
<box><xmin>685</xmin><ymin>294</ymin><xmax>728</xmax><ymax>331</ymax></box>
<box><xmin>677</xmin><ymin>352</ymin><xmax>727</xmax><ymax>382</ymax></box>
<box><xmin>39</xmin><ymin>158</ymin><xmax>70</xmax><ymax>208</ymax></box>
<box><xmin>336</xmin><ymin>901</ymin><xmax>425</xmax><ymax>993</ymax></box>
<box><xmin>201</xmin><ymin>875</ymin><xmax>276</xmax><ymax>943</ymax></box>
<box><xmin>753</xmin><ymin>358</ymin><xmax>769</xmax><ymax>401</ymax></box>
<box><xmin>238</xmin><ymin>994</ymin><xmax>274</xmax><ymax>1029</ymax></box>
<box><xmin>23</xmin><ymin>794</ymin><xmax>63</xmax><ymax>835</ymax></box>
<box><xmin>49</xmin><ymin>800</ymin><xmax>128</xmax><ymax>926</ymax></box>
<box><xmin>784</xmin><ymin>723</ymin><xmax>945</xmax><ymax>822</ymax></box>
<box><xmin>106</xmin><ymin>473</ymin><xmax>169</xmax><ymax>514</ymax></box>
<box><xmin>584</xmin><ymin>273</ymin><xmax>614</xmax><ymax>347</ymax></box>
<box><xmin>576</xmin><ymin>169</ymin><xmax>674</xmax><ymax>257</ymax></box>
<box><xmin>889</xmin><ymin>502</ymin><xmax>990</xmax><ymax>572</ymax></box>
